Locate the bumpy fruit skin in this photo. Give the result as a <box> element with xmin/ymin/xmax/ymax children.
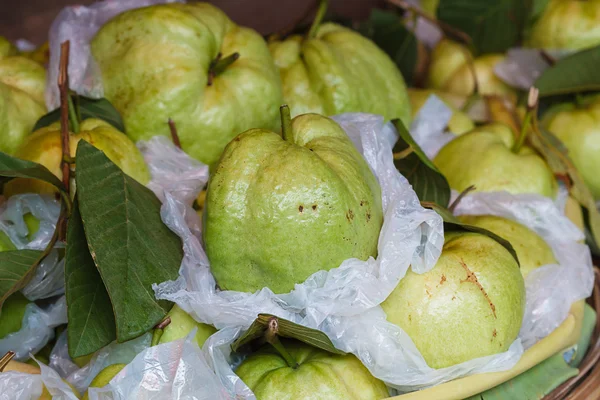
<box><xmin>542</xmin><ymin>96</ymin><xmax>600</xmax><ymax>199</ymax></box>
<box><xmin>268</xmin><ymin>23</ymin><xmax>411</xmax><ymax>126</ymax></box>
<box><xmin>91</xmin><ymin>3</ymin><xmax>283</xmax><ymax>166</ymax></box>
<box><xmin>4</xmin><ymin>118</ymin><xmax>149</xmax><ymax>196</ymax></box>
<box><xmin>0</xmin><ymin>292</ymin><xmax>30</xmax><ymax>339</ymax></box>
<box><xmin>408</xmin><ymin>89</ymin><xmax>474</xmax><ymax>135</ymax></box>
<box><xmin>458</xmin><ymin>215</ymin><xmax>557</xmax><ymax>278</ymax></box>
<box><xmin>426</xmin><ymin>39</ymin><xmax>517</xmax><ymax>103</ymax></box>
<box><xmin>382</xmin><ymin>232</ymin><xmax>525</xmax><ymax>369</ymax></box>
<box><xmin>0</xmin><ymin>37</ymin><xmax>46</xmax><ymax>155</ymax></box>
<box><xmin>434</xmin><ymin>123</ymin><xmax>556</xmax><ymax>197</ymax></box>
<box><xmin>526</xmin><ymin>0</ymin><xmax>600</xmax><ymax>50</ymax></box>
<box><xmin>204</xmin><ymin>114</ymin><xmax>383</xmax><ymax>294</ymax></box>
<box><xmin>236</xmin><ymin>340</ymin><xmax>389</xmax><ymax>400</ymax></box>
<box><xmin>151</xmin><ymin>305</ymin><xmax>216</xmax><ymax>348</ymax></box>
<box><xmin>82</xmin><ymin>363</ymin><xmax>126</xmax><ymax>400</ymax></box>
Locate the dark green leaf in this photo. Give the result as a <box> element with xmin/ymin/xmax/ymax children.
<box><xmin>422</xmin><ymin>201</ymin><xmax>520</xmax><ymax>266</ymax></box>
<box><xmin>0</xmin><ymin>250</ymin><xmax>44</xmax><ymax>314</ymax></box>
<box><xmin>392</xmin><ymin>119</ymin><xmax>451</xmax><ymax>207</ymax></box>
<box><xmin>357</xmin><ymin>9</ymin><xmax>418</xmax><ymax>84</ymax></box>
<box><xmin>65</xmin><ymin>198</ymin><xmax>116</xmax><ymax>358</ymax></box>
<box><xmin>528</xmin><ymin>127</ymin><xmax>600</xmax><ymax>255</ymax></box>
<box><xmin>0</xmin><ymin>151</ymin><xmax>65</xmax><ymax>192</ymax></box>
<box><xmin>75</xmin><ymin>141</ymin><xmax>182</xmax><ymax>342</ymax></box>
<box><xmin>437</xmin><ymin>0</ymin><xmax>530</xmax><ymax>55</ymax></box>
<box><xmin>33</xmin><ymin>95</ymin><xmax>125</xmax><ymax>133</ymax></box>
<box><xmin>232</xmin><ymin>314</ymin><xmax>345</xmax><ymax>355</ymax></box>
<box><xmin>536</xmin><ymin>46</ymin><xmax>600</xmax><ymax>97</ymax></box>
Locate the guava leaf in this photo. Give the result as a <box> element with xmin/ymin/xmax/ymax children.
<box><xmin>75</xmin><ymin>140</ymin><xmax>182</xmax><ymax>342</ymax></box>
<box><xmin>392</xmin><ymin>119</ymin><xmax>451</xmax><ymax>207</ymax></box>
<box><xmin>437</xmin><ymin>0</ymin><xmax>530</xmax><ymax>55</ymax></box>
<box><xmin>0</xmin><ymin>151</ymin><xmax>65</xmax><ymax>192</ymax></box>
<box><xmin>528</xmin><ymin>126</ymin><xmax>600</xmax><ymax>255</ymax></box>
<box><xmin>422</xmin><ymin>201</ymin><xmax>520</xmax><ymax>266</ymax></box>
<box><xmin>0</xmin><ymin>250</ymin><xmax>44</xmax><ymax>314</ymax></box>
<box><xmin>33</xmin><ymin>94</ymin><xmax>125</xmax><ymax>133</ymax></box>
<box><xmin>536</xmin><ymin>46</ymin><xmax>600</xmax><ymax>97</ymax></box>
<box><xmin>232</xmin><ymin>314</ymin><xmax>345</xmax><ymax>355</ymax></box>
<box><xmin>65</xmin><ymin>199</ymin><xmax>116</xmax><ymax>358</ymax></box>
<box><xmin>357</xmin><ymin>9</ymin><xmax>419</xmax><ymax>85</ymax></box>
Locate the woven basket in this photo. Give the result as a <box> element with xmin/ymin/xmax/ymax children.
<box><xmin>544</xmin><ymin>267</ymin><xmax>600</xmax><ymax>400</ymax></box>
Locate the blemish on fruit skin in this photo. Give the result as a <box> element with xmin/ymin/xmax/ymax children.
<box><xmin>298</xmin><ymin>205</ymin><xmax>304</xmax><ymax>212</ymax></box>
<box><xmin>360</xmin><ymin>200</ymin><xmax>365</xmax><ymax>206</ymax></box>
<box><xmin>408</xmin><ymin>314</ymin><xmax>412</xmax><ymax>322</ymax></box>
<box><xmin>366</xmin><ymin>212</ymin><xmax>371</xmax><ymax>222</ymax></box>
<box><xmin>458</xmin><ymin>258</ymin><xmax>497</xmax><ymax>319</ymax></box>
<box><xmin>492</xmin><ymin>329</ymin><xmax>497</xmax><ymax>339</ymax></box>
<box><xmin>346</xmin><ymin>209</ymin><xmax>354</xmax><ymax>221</ymax></box>
<box><xmin>312</xmin><ymin>205</ymin><xmax>317</xmax><ymax>211</ymax></box>
<box><xmin>440</xmin><ymin>274</ymin><xmax>446</xmax><ymax>285</ymax></box>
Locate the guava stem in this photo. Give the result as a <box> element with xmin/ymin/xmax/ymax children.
<box><xmin>512</xmin><ymin>87</ymin><xmax>539</xmax><ymax>154</ymax></box>
<box><xmin>307</xmin><ymin>0</ymin><xmax>328</xmax><ymax>39</ymax></box>
<box><xmin>67</xmin><ymin>94</ymin><xmax>80</xmax><ymax>134</ymax></box>
<box><xmin>0</xmin><ymin>351</ymin><xmax>15</xmax><ymax>372</ymax></box>
<box><xmin>265</xmin><ymin>318</ymin><xmax>299</xmax><ymax>369</ymax></box>
<box><xmin>58</xmin><ymin>40</ymin><xmax>73</xmax><ymax>239</ymax></box>
<box><xmin>280</xmin><ymin>105</ymin><xmax>292</xmax><ymax>141</ymax></box>
<box><xmin>167</xmin><ymin>119</ymin><xmax>182</xmax><ymax>149</ymax></box>
<box><xmin>207</xmin><ymin>53</ymin><xmax>240</xmax><ymax>86</ymax></box>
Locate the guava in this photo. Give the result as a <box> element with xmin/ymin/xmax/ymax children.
<box><xmin>151</xmin><ymin>305</ymin><xmax>217</xmax><ymax>348</ymax></box>
<box><xmin>408</xmin><ymin>89</ymin><xmax>474</xmax><ymax>135</ymax></box>
<box><xmin>434</xmin><ymin>123</ymin><xmax>556</xmax><ymax>197</ymax></box>
<box><xmin>236</xmin><ymin>339</ymin><xmax>389</xmax><ymax>400</ymax></box>
<box><xmin>204</xmin><ymin>110</ymin><xmax>383</xmax><ymax>294</ymax></box>
<box><xmin>3</xmin><ymin>118</ymin><xmax>149</xmax><ymax>196</ymax></box>
<box><xmin>0</xmin><ymin>292</ymin><xmax>30</xmax><ymax>339</ymax></box>
<box><xmin>82</xmin><ymin>363</ymin><xmax>126</xmax><ymax>400</ymax></box>
<box><xmin>381</xmin><ymin>231</ymin><xmax>525</xmax><ymax>369</ymax></box>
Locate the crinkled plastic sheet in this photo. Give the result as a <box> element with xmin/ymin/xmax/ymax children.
<box><xmin>0</xmin><ymin>357</ymin><xmax>79</xmax><ymax>400</ymax></box>
<box><xmin>0</xmin><ymin>297</ymin><xmax>67</xmax><ymax>361</ymax></box>
<box><xmin>87</xmin><ymin>330</ymin><xmax>229</xmax><ymax>400</ymax></box>
<box><xmin>46</xmin><ymin>0</ymin><xmax>181</xmax><ymax>110</ymax></box>
<box><xmin>49</xmin><ymin>330</ymin><xmax>151</xmax><ymax>395</ymax></box>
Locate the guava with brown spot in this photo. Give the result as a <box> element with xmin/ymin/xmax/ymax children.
<box><xmin>204</xmin><ymin>109</ymin><xmax>383</xmax><ymax>294</ymax></box>
<box><xmin>381</xmin><ymin>231</ymin><xmax>525</xmax><ymax>369</ymax></box>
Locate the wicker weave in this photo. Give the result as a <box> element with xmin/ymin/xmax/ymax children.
<box><xmin>544</xmin><ymin>267</ymin><xmax>600</xmax><ymax>400</ymax></box>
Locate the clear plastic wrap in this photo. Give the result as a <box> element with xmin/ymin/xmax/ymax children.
<box><xmin>0</xmin><ymin>297</ymin><xmax>67</xmax><ymax>361</ymax></box>
<box><xmin>49</xmin><ymin>330</ymin><xmax>151</xmax><ymax>395</ymax></box>
<box><xmin>86</xmin><ymin>331</ymin><xmax>229</xmax><ymax>400</ymax></box>
<box><xmin>46</xmin><ymin>0</ymin><xmax>181</xmax><ymax>110</ymax></box>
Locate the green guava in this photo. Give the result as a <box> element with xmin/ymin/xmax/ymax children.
<box><xmin>381</xmin><ymin>231</ymin><xmax>525</xmax><ymax>369</ymax></box>
<box><xmin>236</xmin><ymin>340</ymin><xmax>389</xmax><ymax>400</ymax></box>
<box><xmin>204</xmin><ymin>111</ymin><xmax>383</xmax><ymax>294</ymax></box>
<box><xmin>0</xmin><ymin>292</ymin><xmax>31</xmax><ymax>339</ymax></box>
<box><xmin>82</xmin><ymin>363</ymin><xmax>126</xmax><ymax>400</ymax></box>
<box><xmin>151</xmin><ymin>305</ymin><xmax>217</xmax><ymax>348</ymax></box>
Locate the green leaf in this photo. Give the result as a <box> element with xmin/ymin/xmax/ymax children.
<box><xmin>33</xmin><ymin>95</ymin><xmax>126</xmax><ymax>133</ymax></box>
<box><xmin>392</xmin><ymin>119</ymin><xmax>451</xmax><ymax>207</ymax></box>
<box><xmin>527</xmin><ymin>127</ymin><xmax>600</xmax><ymax>255</ymax></box>
<box><xmin>536</xmin><ymin>46</ymin><xmax>600</xmax><ymax>97</ymax></box>
<box><xmin>231</xmin><ymin>314</ymin><xmax>345</xmax><ymax>355</ymax></box>
<box><xmin>65</xmin><ymin>198</ymin><xmax>116</xmax><ymax>358</ymax></box>
<box><xmin>0</xmin><ymin>250</ymin><xmax>44</xmax><ymax>314</ymax></box>
<box><xmin>357</xmin><ymin>9</ymin><xmax>419</xmax><ymax>84</ymax></box>
<box><xmin>437</xmin><ymin>0</ymin><xmax>530</xmax><ymax>55</ymax></box>
<box><xmin>422</xmin><ymin>201</ymin><xmax>520</xmax><ymax>266</ymax></box>
<box><xmin>75</xmin><ymin>140</ymin><xmax>183</xmax><ymax>342</ymax></box>
<box><xmin>0</xmin><ymin>151</ymin><xmax>65</xmax><ymax>192</ymax></box>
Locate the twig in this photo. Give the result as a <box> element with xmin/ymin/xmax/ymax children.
<box><xmin>155</xmin><ymin>316</ymin><xmax>171</xmax><ymax>330</ymax></box>
<box><xmin>0</xmin><ymin>351</ymin><xmax>15</xmax><ymax>372</ymax></box>
<box><xmin>168</xmin><ymin>119</ymin><xmax>182</xmax><ymax>149</ymax></box>
<box><xmin>448</xmin><ymin>185</ymin><xmax>476</xmax><ymax>213</ymax></box>
<box><xmin>512</xmin><ymin>87</ymin><xmax>539</xmax><ymax>154</ymax></box>
<box><xmin>58</xmin><ymin>41</ymin><xmax>71</xmax><ymax>196</ymax></box>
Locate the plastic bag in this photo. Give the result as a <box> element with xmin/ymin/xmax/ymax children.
<box><xmin>86</xmin><ymin>330</ymin><xmax>230</xmax><ymax>400</ymax></box>
<box><xmin>49</xmin><ymin>330</ymin><xmax>151</xmax><ymax>395</ymax></box>
<box><xmin>0</xmin><ymin>296</ymin><xmax>67</xmax><ymax>361</ymax></box>
<box><xmin>0</xmin><ymin>356</ymin><xmax>79</xmax><ymax>400</ymax></box>
<box><xmin>0</xmin><ymin>194</ymin><xmax>64</xmax><ymax>300</ymax></box>
<box><xmin>46</xmin><ymin>0</ymin><xmax>181</xmax><ymax>110</ymax></box>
